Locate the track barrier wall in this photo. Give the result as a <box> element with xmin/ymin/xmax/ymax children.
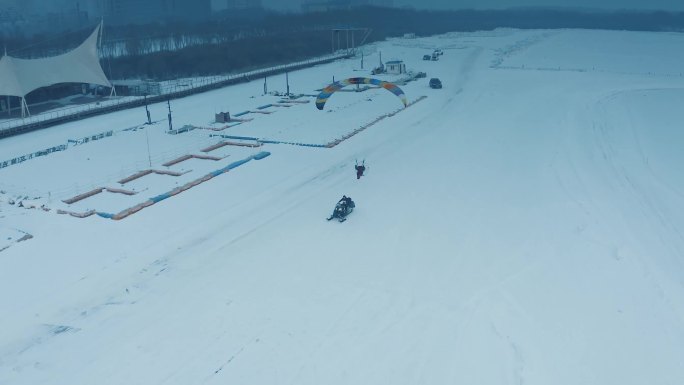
<box><xmin>105</xmin><ymin>151</ymin><xmax>270</xmax><ymax>220</ymax></box>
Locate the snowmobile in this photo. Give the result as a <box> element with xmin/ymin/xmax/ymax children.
<box><xmin>327</xmin><ymin>196</ymin><xmax>355</xmax><ymax>222</ymax></box>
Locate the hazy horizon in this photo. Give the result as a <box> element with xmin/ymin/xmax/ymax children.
<box><xmin>1</xmin><ymin>0</ymin><xmax>683</xmax><ymax>13</ymax></box>
<box><xmin>262</xmin><ymin>0</ymin><xmax>684</xmax><ymax>12</ymax></box>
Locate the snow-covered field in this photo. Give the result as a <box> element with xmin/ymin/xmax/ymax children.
<box><xmin>1</xmin><ymin>28</ymin><xmax>683</xmax><ymax>384</ymax></box>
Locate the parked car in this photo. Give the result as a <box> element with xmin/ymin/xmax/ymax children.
<box><xmin>434</xmin><ymin>49</ymin><xmax>444</xmax><ymax>56</ymax></box>
<box><xmin>415</xmin><ymin>72</ymin><xmax>427</xmax><ymax>78</ymax></box>
<box><xmin>423</xmin><ymin>54</ymin><xmax>431</xmax><ymax>61</ymax></box>
<box><xmin>429</xmin><ymin>78</ymin><xmax>442</xmax><ymax>89</ymax></box>
<box><xmin>431</xmin><ymin>53</ymin><xmax>439</xmax><ymax>61</ymax></box>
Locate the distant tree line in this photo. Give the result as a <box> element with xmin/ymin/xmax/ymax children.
<box><xmin>107</xmin><ymin>30</ymin><xmax>331</xmax><ymax>80</ymax></box>
<box><xmin>3</xmin><ymin>7</ymin><xmax>684</xmax><ymax>81</ymax></box>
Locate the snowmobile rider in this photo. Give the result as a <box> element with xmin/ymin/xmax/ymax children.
<box><xmin>332</xmin><ymin>196</ymin><xmax>349</xmax><ymax>218</ymax></box>
<box><xmin>340</xmin><ymin>195</ymin><xmax>353</xmax><ymax>207</ymax></box>
<box><xmin>336</xmin><ymin>196</ymin><xmax>354</xmax><ymax>213</ymax></box>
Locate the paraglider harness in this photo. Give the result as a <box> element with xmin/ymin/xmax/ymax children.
<box><xmin>327</xmin><ymin>196</ymin><xmax>355</xmax><ymax>222</ymax></box>
<box><xmin>355</xmin><ymin>160</ymin><xmax>366</xmax><ymax>180</ymax></box>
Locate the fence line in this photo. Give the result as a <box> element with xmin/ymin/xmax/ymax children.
<box><xmin>0</xmin><ymin>130</ymin><xmax>114</xmax><ymax>170</ymax></box>
<box><xmin>0</xmin><ymin>52</ymin><xmax>352</xmax><ymax>139</ymax></box>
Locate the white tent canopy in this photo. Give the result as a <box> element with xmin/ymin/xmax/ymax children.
<box><xmin>0</xmin><ymin>23</ymin><xmax>112</xmax><ymax>117</ymax></box>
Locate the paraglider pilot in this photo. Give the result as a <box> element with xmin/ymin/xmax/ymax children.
<box><xmin>355</xmin><ymin>160</ymin><xmax>366</xmax><ymax>179</ymax></box>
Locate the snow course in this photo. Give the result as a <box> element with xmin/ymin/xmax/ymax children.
<box><xmin>1</xmin><ymin>29</ymin><xmax>684</xmax><ymax>385</ymax></box>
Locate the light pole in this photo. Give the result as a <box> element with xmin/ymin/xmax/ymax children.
<box><xmin>167</xmin><ymin>99</ymin><xmax>173</xmax><ymax>132</ymax></box>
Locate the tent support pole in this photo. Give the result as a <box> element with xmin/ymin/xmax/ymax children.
<box><xmin>21</xmin><ymin>97</ymin><xmax>30</xmax><ymax>117</ymax></box>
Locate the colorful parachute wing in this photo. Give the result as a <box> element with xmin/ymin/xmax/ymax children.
<box><xmin>316</xmin><ymin>77</ymin><xmax>408</xmax><ymax>110</ymax></box>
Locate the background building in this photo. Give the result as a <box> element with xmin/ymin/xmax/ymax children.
<box><xmin>302</xmin><ymin>0</ymin><xmax>394</xmax><ymax>12</ymax></box>
<box><xmin>0</xmin><ymin>0</ymin><xmax>212</xmax><ymax>33</ymax></box>
<box><xmin>211</xmin><ymin>0</ymin><xmax>262</xmax><ymax>12</ymax></box>
<box><xmin>98</xmin><ymin>0</ymin><xmax>211</xmax><ymax>25</ymax></box>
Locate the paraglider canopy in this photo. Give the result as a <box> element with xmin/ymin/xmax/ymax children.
<box><xmin>316</xmin><ymin>77</ymin><xmax>408</xmax><ymax>110</ymax></box>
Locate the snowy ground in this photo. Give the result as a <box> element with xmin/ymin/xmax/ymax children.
<box><xmin>1</xmin><ymin>28</ymin><xmax>684</xmax><ymax>384</ymax></box>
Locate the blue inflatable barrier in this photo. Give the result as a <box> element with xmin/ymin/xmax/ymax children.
<box><xmin>100</xmin><ymin>152</ymin><xmax>272</xmax><ymax>220</ymax></box>
<box><xmin>227</xmin><ymin>159</ymin><xmax>250</xmax><ymax>170</ymax></box>
<box><xmin>252</xmin><ymin>151</ymin><xmax>271</xmax><ymax>160</ymax></box>
<box><xmin>233</xmin><ymin>111</ymin><xmax>250</xmax><ymax>117</ymax></box>
<box><xmin>150</xmin><ymin>192</ymin><xmax>172</xmax><ymax>203</ymax></box>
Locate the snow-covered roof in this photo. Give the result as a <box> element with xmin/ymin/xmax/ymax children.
<box><xmin>386</xmin><ymin>60</ymin><xmax>404</xmax><ymax>64</ymax></box>
<box><xmin>0</xmin><ymin>23</ymin><xmax>111</xmax><ymax>99</ymax></box>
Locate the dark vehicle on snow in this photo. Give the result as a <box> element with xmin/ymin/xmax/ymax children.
<box><xmin>327</xmin><ymin>196</ymin><xmax>355</xmax><ymax>222</ymax></box>
<box><xmin>429</xmin><ymin>78</ymin><xmax>442</xmax><ymax>89</ymax></box>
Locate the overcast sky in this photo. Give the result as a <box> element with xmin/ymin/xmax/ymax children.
<box><xmin>262</xmin><ymin>0</ymin><xmax>684</xmax><ymax>12</ymax></box>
